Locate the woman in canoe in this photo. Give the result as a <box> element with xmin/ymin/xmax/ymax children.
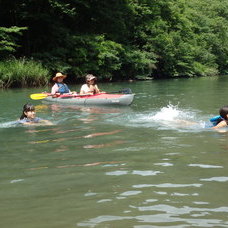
<box><xmin>18</xmin><ymin>103</ymin><xmax>53</xmax><ymax>125</ymax></box>
<box><xmin>51</xmin><ymin>72</ymin><xmax>75</xmax><ymax>95</ymax></box>
<box><xmin>80</xmin><ymin>74</ymin><xmax>102</xmax><ymax>95</ymax></box>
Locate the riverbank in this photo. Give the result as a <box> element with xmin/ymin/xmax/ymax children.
<box><xmin>0</xmin><ymin>58</ymin><xmax>226</xmax><ymax>89</ymax></box>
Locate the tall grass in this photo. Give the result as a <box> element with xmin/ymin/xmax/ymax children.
<box><xmin>0</xmin><ymin>58</ymin><xmax>50</xmax><ymax>88</ymax></box>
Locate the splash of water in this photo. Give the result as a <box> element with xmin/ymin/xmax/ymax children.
<box><xmin>150</xmin><ymin>104</ymin><xmax>192</xmax><ymax>121</ymax></box>
<box><xmin>0</xmin><ymin>121</ymin><xmax>19</xmax><ymax>128</ymax></box>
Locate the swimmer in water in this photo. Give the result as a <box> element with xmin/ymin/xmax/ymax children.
<box><xmin>212</xmin><ymin>105</ymin><xmax>228</xmax><ymax>129</ymax></box>
<box><xmin>18</xmin><ymin>103</ymin><xmax>53</xmax><ymax>125</ymax></box>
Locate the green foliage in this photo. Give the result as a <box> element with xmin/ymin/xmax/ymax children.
<box><xmin>0</xmin><ymin>58</ymin><xmax>50</xmax><ymax>88</ymax></box>
<box><xmin>48</xmin><ymin>0</ymin><xmax>76</xmax><ymax>17</ymax></box>
<box><xmin>67</xmin><ymin>35</ymin><xmax>124</xmax><ymax>79</ymax></box>
<box><xmin>148</xmin><ymin>0</ymin><xmax>227</xmax><ymax>78</ymax></box>
<box><xmin>0</xmin><ymin>26</ymin><xmax>27</xmax><ymax>58</ymax></box>
<box><xmin>0</xmin><ymin>0</ymin><xmax>228</xmax><ymax>86</ymax></box>
<box><xmin>34</xmin><ymin>34</ymin><xmax>124</xmax><ymax>79</ymax></box>
<box><xmin>120</xmin><ymin>47</ymin><xmax>156</xmax><ymax>79</ymax></box>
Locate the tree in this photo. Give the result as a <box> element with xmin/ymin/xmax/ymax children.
<box><xmin>0</xmin><ymin>26</ymin><xmax>27</xmax><ymax>59</ymax></box>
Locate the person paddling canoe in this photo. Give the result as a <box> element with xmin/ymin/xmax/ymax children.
<box><xmin>51</xmin><ymin>72</ymin><xmax>76</xmax><ymax>96</ymax></box>
<box><xmin>80</xmin><ymin>74</ymin><xmax>103</xmax><ymax>95</ymax></box>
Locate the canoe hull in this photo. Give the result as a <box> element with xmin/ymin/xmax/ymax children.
<box><xmin>42</xmin><ymin>93</ymin><xmax>134</xmax><ymax>106</ymax></box>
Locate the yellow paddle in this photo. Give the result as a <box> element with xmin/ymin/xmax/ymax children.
<box><xmin>30</xmin><ymin>93</ymin><xmax>89</xmax><ymax>100</ymax></box>
<box><xmin>30</xmin><ymin>93</ymin><xmax>49</xmax><ymax>100</ymax></box>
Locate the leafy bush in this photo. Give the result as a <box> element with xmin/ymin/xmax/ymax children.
<box><xmin>0</xmin><ymin>58</ymin><xmax>50</xmax><ymax>88</ymax></box>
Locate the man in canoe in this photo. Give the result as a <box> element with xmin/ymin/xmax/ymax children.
<box><xmin>51</xmin><ymin>72</ymin><xmax>76</xmax><ymax>95</ymax></box>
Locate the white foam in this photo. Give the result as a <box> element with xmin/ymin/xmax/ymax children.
<box><xmin>150</xmin><ymin>104</ymin><xmax>193</xmax><ymax>122</ymax></box>
<box><xmin>106</xmin><ymin>103</ymin><xmax>210</xmax><ymax>131</ymax></box>
<box><xmin>0</xmin><ymin>121</ymin><xmax>19</xmax><ymax>128</ymax></box>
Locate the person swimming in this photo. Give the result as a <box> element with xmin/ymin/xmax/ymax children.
<box><xmin>211</xmin><ymin>105</ymin><xmax>228</xmax><ymax>129</ymax></box>
<box><xmin>18</xmin><ymin>103</ymin><xmax>52</xmax><ymax>125</ymax></box>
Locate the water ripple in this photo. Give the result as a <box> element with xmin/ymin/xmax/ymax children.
<box><xmin>188</xmin><ymin>164</ymin><xmax>223</xmax><ymax>168</ymax></box>
<box><xmin>120</xmin><ymin>191</ymin><xmax>142</xmax><ymax>196</ymax></box>
<box><xmin>106</xmin><ymin>170</ymin><xmax>162</xmax><ymax>176</ymax></box>
<box><xmin>132</xmin><ymin>170</ymin><xmax>162</xmax><ymax>176</ymax></box>
<box><xmin>106</xmin><ymin>170</ymin><xmax>128</xmax><ymax>176</ymax></box>
<box><xmin>200</xmin><ymin>177</ymin><xmax>228</xmax><ymax>182</ymax></box>
<box><xmin>77</xmin><ymin>209</ymin><xmax>228</xmax><ymax>227</ymax></box>
<box><xmin>136</xmin><ymin>204</ymin><xmax>228</xmax><ymax>213</ymax></box>
<box><xmin>133</xmin><ymin>183</ymin><xmax>202</xmax><ymax>188</ymax></box>
<box><xmin>154</xmin><ymin>162</ymin><xmax>173</xmax><ymax>167</ymax></box>
<box><xmin>10</xmin><ymin>179</ymin><xmax>24</xmax><ymax>183</ymax></box>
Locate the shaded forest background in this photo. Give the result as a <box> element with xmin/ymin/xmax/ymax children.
<box><xmin>0</xmin><ymin>0</ymin><xmax>228</xmax><ymax>87</ymax></box>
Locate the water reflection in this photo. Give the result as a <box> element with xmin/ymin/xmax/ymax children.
<box><xmin>27</xmin><ymin>161</ymin><xmax>123</xmax><ymax>170</ymax></box>
<box><xmin>10</xmin><ymin>179</ymin><xmax>24</xmax><ymax>183</ymax></box>
<box><xmin>120</xmin><ymin>191</ymin><xmax>142</xmax><ymax>196</ymax></box>
<box><xmin>154</xmin><ymin>162</ymin><xmax>173</xmax><ymax>167</ymax></box>
<box><xmin>83</xmin><ymin>130</ymin><xmax>121</xmax><ymax>138</ymax></box>
<box><xmin>77</xmin><ymin>212</ymin><xmax>228</xmax><ymax>227</ymax></box>
<box><xmin>188</xmin><ymin>164</ymin><xmax>223</xmax><ymax>168</ymax></box>
<box><xmin>28</xmin><ymin>129</ymin><xmax>122</xmax><ymax>144</ymax></box>
<box><xmin>132</xmin><ymin>183</ymin><xmax>202</xmax><ymax>188</ymax></box>
<box><xmin>54</xmin><ymin>145</ymin><xmax>69</xmax><ymax>153</ymax></box>
<box><xmin>200</xmin><ymin>177</ymin><xmax>228</xmax><ymax>182</ymax></box>
<box><xmin>106</xmin><ymin>170</ymin><xmax>162</xmax><ymax>176</ymax></box>
<box><xmin>83</xmin><ymin>140</ymin><xmax>125</xmax><ymax>149</ymax></box>
<box><xmin>48</xmin><ymin>103</ymin><xmax>132</xmax><ymax>114</ymax></box>
<box><xmin>34</xmin><ymin>104</ymin><xmax>49</xmax><ymax>112</ymax></box>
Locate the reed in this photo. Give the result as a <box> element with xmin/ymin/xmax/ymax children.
<box><xmin>0</xmin><ymin>58</ymin><xmax>50</xmax><ymax>88</ymax></box>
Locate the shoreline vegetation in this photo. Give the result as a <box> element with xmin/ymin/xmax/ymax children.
<box><xmin>1</xmin><ymin>0</ymin><xmax>228</xmax><ymax>88</ymax></box>
<box><xmin>0</xmin><ymin>59</ymin><xmax>49</xmax><ymax>88</ymax></box>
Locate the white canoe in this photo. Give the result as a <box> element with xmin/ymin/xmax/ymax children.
<box><xmin>42</xmin><ymin>93</ymin><xmax>134</xmax><ymax>106</ymax></box>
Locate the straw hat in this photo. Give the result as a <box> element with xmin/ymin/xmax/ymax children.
<box><xmin>53</xmin><ymin>72</ymin><xmax>67</xmax><ymax>81</ymax></box>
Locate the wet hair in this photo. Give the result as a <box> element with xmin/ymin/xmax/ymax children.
<box><xmin>20</xmin><ymin>103</ymin><xmax>35</xmax><ymax>120</ymax></box>
<box><xmin>219</xmin><ymin>105</ymin><xmax>228</xmax><ymax>120</ymax></box>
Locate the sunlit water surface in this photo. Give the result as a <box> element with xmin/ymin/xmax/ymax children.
<box><xmin>1</xmin><ymin>78</ymin><xmax>228</xmax><ymax>228</ymax></box>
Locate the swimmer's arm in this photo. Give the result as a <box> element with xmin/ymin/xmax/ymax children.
<box><xmin>21</xmin><ymin>121</ymin><xmax>53</xmax><ymax>126</ymax></box>
<box><xmin>212</xmin><ymin>120</ymin><xmax>227</xmax><ymax>129</ymax></box>
<box><xmin>22</xmin><ymin>122</ymin><xmax>33</xmax><ymax>125</ymax></box>
<box><xmin>40</xmin><ymin>119</ymin><xmax>54</xmax><ymax>125</ymax></box>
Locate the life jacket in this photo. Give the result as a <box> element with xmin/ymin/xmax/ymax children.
<box><xmin>56</xmin><ymin>83</ymin><xmax>70</xmax><ymax>94</ymax></box>
<box><xmin>210</xmin><ymin>115</ymin><xmax>223</xmax><ymax>126</ymax></box>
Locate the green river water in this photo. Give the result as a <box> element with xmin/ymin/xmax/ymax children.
<box><xmin>1</xmin><ymin>77</ymin><xmax>228</xmax><ymax>228</ymax></box>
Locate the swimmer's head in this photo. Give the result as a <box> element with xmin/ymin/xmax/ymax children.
<box><xmin>219</xmin><ymin>105</ymin><xmax>228</xmax><ymax>120</ymax></box>
<box><xmin>20</xmin><ymin>103</ymin><xmax>36</xmax><ymax>120</ymax></box>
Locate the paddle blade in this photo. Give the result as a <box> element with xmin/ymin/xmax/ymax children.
<box><xmin>30</xmin><ymin>93</ymin><xmax>48</xmax><ymax>100</ymax></box>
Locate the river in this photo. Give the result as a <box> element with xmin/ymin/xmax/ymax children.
<box><xmin>1</xmin><ymin>77</ymin><xmax>228</xmax><ymax>227</ymax></box>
